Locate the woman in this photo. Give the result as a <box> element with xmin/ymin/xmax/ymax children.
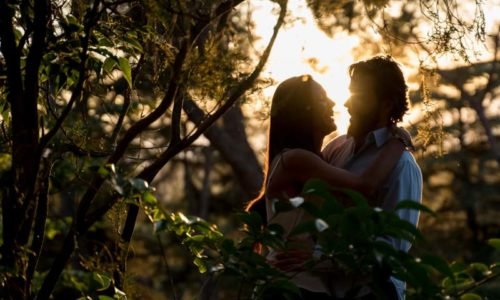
<box><xmin>246</xmin><ymin>75</ymin><xmax>410</xmax><ymax>299</ymax></box>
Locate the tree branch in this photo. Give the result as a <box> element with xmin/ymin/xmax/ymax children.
<box><xmin>0</xmin><ymin>0</ymin><xmax>24</xmax><ymax>255</ymax></box>
<box><xmin>36</xmin><ymin>2</ymin><xmax>281</xmax><ymax>297</ymax></box>
<box><xmin>25</xmin><ymin>158</ymin><xmax>52</xmax><ymax>296</ymax></box>
<box><xmin>183</xmin><ymin>97</ymin><xmax>263</xmax><ymax>198</ymax></box>
<box><xmin>105</xmin><ymin>39</ymin><xmax>188</xmax><ymax>166</ymax></box>
<box><xmin>24</xmin><ymin>0</ymin><xmax>49</xmax><ymax>104</ymax></box>
<box><xmin>0</xmin><ymin>0</ymin><xmax>23</xmax><ymax>104</ymax></box>
<box><xmin>139</xmin><ymin>0</ymin><xmax>287</xmax><ymax>182</ymax></box>
<box><xmin>38</xmin><ymin>0</ymin><xmax>102</xmax><ymax>151</ymax></box>
<box><xmin>109</xmin><ymin>53</ymin><xmax>144</xmax><ymax>147</ymax></box>
<box><xmin>36</xmin><ymin>15</ymin><xmax>190</xmax><ymax>300</ymax></box>
<box><xmin>169</xmin><ymin>92</ymin><xmax>184</xmax><ymax>147</ymax></box>
<box><xmin>84</xmin><ymin>0</ymin><xmax>285</xmax><ymax>246</ymax></box>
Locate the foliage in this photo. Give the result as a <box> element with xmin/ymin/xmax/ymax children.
<box><xmin>142</xmin><ymin>179</ymin><xmax>500</xmax><ymax>299</ymax></box>
<box><xmin>0</xmin><ymin>0</ymin><xmax>285</xmax><ymax>298</ymax></box>
<box><xmin>0</xmin><ymin>0</ymin><xmax>495</xmax><ymax>298</ymax></box>
<box><xmin>305</xmin><ymin>0</ymin><xmax>486</xmax><ymax>62</ymax></box>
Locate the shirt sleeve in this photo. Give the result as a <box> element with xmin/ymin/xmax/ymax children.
<box><xmin>381</xmin><ymin>152</ymin><xmax>423</xmax><ymax>252</ymax></box>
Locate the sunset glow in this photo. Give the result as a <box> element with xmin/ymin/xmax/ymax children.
<box><xmin>253</xmin><ymin>1</ymin><xmax>358</xmax><ymax>135</ymax></box>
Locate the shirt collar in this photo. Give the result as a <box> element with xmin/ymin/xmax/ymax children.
<box><xmin>371</xmin><ymin>127</ymin><xmax>392</xmax><ymax>148</ymax></box>
<box><xmin>347</xmin><ymin>127</ymin><xmax>391</xmax><ymax>150</ymax></box>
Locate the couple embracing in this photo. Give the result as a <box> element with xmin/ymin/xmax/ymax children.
<box><xmin>246</xmin><ymin>56</ymin><xmax>422</xmax><ymax>300</ymax></box>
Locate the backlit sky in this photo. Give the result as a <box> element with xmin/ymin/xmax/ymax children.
<box><xmin>251</xmin><ymin>0</ymin><xmax>500</xmax><ymax>135</ymax></box>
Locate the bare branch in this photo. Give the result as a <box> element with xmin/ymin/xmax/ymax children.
<box><xmin>169</xmin><ymin>92</ymin><xmax>184</xmax><ymax>147</ymax></box>
<box><xmin>474</xmin><ymin>27</ymin><xmax>499</xmax><ymax>103</ymax></box>
<box><xmin>25</xmin><ymin>158</ymin><xmax>52</xmax><ymax>295</ymax></box>
<box><xmin>110</xmin><ymin>55</ymin><xmax>144</xmax><ymax>146</ymax></box>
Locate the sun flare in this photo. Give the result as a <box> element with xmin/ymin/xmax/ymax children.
<box><xmin>253</xmin><ymin>1</ymin><xmax>359</xmax><ymax>135</ymax></box>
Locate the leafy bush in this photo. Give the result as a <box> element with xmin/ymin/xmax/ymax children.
<box><xmin>35</xmin><ymin>176</ymin><xmax>499</xmax><ymax>299</ymax></box>
<box><xmin>148</xmin><ymin>179</ymin><xmax>500</xmax><ymax>300</ymax></box>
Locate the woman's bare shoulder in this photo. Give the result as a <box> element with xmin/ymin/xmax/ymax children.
<box><xmin>281</xmin><ymin>149</ymin><xmax>323</xmax><ymax>169</ymax></box>
<box><xmin>282</xmin><ymin>148</ymin><xmax>317</xmax><ymax>159</ymax></box>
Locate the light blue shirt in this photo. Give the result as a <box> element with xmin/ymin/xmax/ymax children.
<box><xmin>322</xmin><ymin>127</ymin><xmax>423</xmax><ymax>300</ymax></box>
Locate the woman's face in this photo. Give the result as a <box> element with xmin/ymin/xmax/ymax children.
<box><xmin>310</xmin><ymin>81</ymin><xmax>336</xmax><ymax>135</ymax></box>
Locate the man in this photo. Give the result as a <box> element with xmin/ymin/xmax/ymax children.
<box><xmin>321</xmin><ymin>56</ymin><xmax>423</xmax><ymax>299</ymax></box>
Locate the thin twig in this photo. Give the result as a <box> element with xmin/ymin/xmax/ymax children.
<box><xmin>156</xmin><ymin>234</ymin><xmax>178</xmax><ymax>300</ymax></box>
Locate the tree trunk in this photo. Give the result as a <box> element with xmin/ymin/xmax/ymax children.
<box><xmin>184</xmin><ymin>98</ymin><xmax>263</xmax><ymax>201</ymax></box>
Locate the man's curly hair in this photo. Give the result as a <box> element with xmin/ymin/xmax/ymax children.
<box><xmin>348</xmin><ymin>55</ymin><xmax>409</xmax><ymax>124</ymax></box>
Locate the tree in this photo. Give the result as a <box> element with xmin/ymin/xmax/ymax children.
<box><xmin>0</xmin><ymin>0</ymin><xmax>285</xmax><ymax>298</ymax></box>
<box><xmin>0</xmin><ymin>0</ymin><xmax>492</xmax><ymax>298</ymax></box>
<box><xmin>410</xmin><ymin>30</ymin><xmax>500</xmax><ymax>245</ymax></box>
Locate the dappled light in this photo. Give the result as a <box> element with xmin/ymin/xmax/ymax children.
<box><xmin>0</xmin><ymin>0</ymin><xmax>499</xmax><ymax>299</ymax></box>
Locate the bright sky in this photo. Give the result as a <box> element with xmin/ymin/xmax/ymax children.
<box><xmin>252</xmin><ymin>0</ymin><xmax>358</xmax><ymax>134</ymax></box>
<box><xmin>251</xmin><ymin>0</ymin><xmax>500</xmax><ymax>136</ymax></box>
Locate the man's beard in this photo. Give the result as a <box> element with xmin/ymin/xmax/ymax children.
<box><xmin>347</xmin><ymin>116</ymin><xmax>378</xmax><ymax>140</ymax></box>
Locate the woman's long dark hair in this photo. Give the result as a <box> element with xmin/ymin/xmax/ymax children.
<box><xmin>245</xmin><ymin>75</ymin><xmax>323</xmax><ymax>217</ymax></box>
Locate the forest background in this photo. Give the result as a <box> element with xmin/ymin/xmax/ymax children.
<box><xmin>0</xmin><ymin>0</ymin><xmax>499</xmax><ymax>299</ymax></box>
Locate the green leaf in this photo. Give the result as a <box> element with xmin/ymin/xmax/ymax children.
<box><xmin>129</xmin><ymin>178</ymin><xmax>149</xmax><ymax>192</ymax></box>
<box><xmin>487</xmin><ymin>238</ymin><xmax>500</xmax><ymax>250</ymax></box>
<box><xmin>97</xmin><ymin>165</ymin><xmax>109</xmax><ymax>177</ymax></box>
<box><xmin>322</xmin><ymin>196</ymin><xmax>343</xmax><ymax>215</ymax></box>
<box><xmin>469</xmin><ymin>262</ymin><xmax>490</xmax><ymax>278</ymax></box>
<box><xmin>265</xmin><ymin>279</ymin><xmax>300</xmax><ymax>295</ymax></box>
<box><xmin>154</xmin><ymin>219</ymin><xmax>168</xmax><ymax>233</ymax></box>
<box><xmin>421</xmin><ymin>255</ymin><xmax>453</xmax><ymax>278</ymax></box>
<box><xmin>289</xmin><ymin>220</ymin><xmax>316</xmax><ymax>236</ymax></box>
<box><xmin>93</xmin><ymin>273</ymin><xmax>111</xmax><ymax>290</ymax></box>
<box><xmin>442</xmin><ymin>275</ymin><xmax>474</xmax><ymax>292</ymax></box>
<box><xmin>194</xmin><ymin>257</ymin><xmax>207</xmax><ymax>273</ymax></box>
<box><xmin>142</xmin><ymin>191</ymin><xmax>157</xmax><ymax>205</ymax></box>
<box><xmin>339</xmin><ymin>188</ymin><xmax>369</xmax><ymax>207</ymax></box>
<box><xmin>187</xmin><ymin>235</ymin><xmax>206</xmax><ymax>242</ymax></box>
<box><xmin>273</xmin><ymin>199</ymin><xmax>294</xmax><ymax>214</ymax></box>
<box><xmin>450</xmin><ymin>261</ymin><xmax>467</xmax><ymax>273</ymax></box>
<box><xmin>97</xmin><ymin>35</ymin><xmax>114</xmax><ymax>47</ymax></box>
<box><xmin>395</xmin><ymin>200</ymin><xmax>436</xmax><ymax>216</ymax></box>
<box><xmin>490</xmin><ymin>262</ymin><xmax>500</xmax><ymax>271</ymax></box>
<box><xmin>221</xmin><ymin>239</ymin><xmax>236</xmax><ymax>254</ymax></box>
<box><xmin>267</xmin><ymin>223</ymin><xmax>285</xmax><ymax>237</ymax></box>
<box><xmin>114</xmin><ymin>287</ymin><xmax>127</xmax><ymax>299</ymax></box>
<box><xmin>302</xmin><ymin>178</ymin><xmax>330</xmax><ymax>194</ymax></box>
<box><xmin>299</xmin><ymin>202</ymin><xmax>322</xmax><ymax>218</ymax></box>
<box><xmin>118</xmin><ymin>57</ymin><xmax>132</xmax><ymax>87</ymax></box>
<box><xmin>460</xmin><ymin>293</ymin><xmax>482</xmax><ymax>300</ymax></box>
<box><xmin>469</xmin><ymin>262</ymin><xmax>488</xmax><ymax>273</ymax></box>
<box><xmin>123</xmin><ymin>35</ymin><xmax>143</xmax><ymax>52</ymax></box>
<box><xmin>102</xmin><ymin>57</ymin><xmax>116</xmax><ymax>74</ymax></box>
<box><xmin>238</xmin><ymin>212</ymin><xmax>263</xmax><ymax>232</ymax></box>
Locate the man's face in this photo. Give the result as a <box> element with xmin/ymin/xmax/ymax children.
<box><xmin>345</xmin><ymin>73</ymin><xmax>385</xmax><ymax>138</ymax></box>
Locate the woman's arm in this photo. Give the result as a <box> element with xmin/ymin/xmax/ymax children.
<box><xmin>282</xmin><ymin>140</ymin><xmax>406</xmax><ymax>196</ymax></box>
<box><xmin>281</xmin><ymin>149</ymin><xmax>370</xmax><ymax>194</ymax></box>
